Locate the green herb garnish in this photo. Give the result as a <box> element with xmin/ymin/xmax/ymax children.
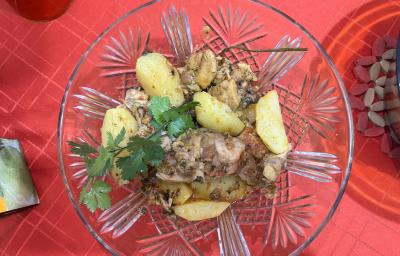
<box><xmin>116</xmin><ymin>136</ymin><xmax>164</xmax><ymax>180</ymax></box>
<box><xmin>79</xmin><ymin>179</ymin><xmax>111</xmax><ymax>212</ymax></box>
<box><xmin>68</xmin><ymin>97</ymin><xmax>199</xmax><ymax>212</ymax></box>
<box><xmin>148</xmin><ymin>96</ymin><xmax>199</xmax><ymax>137</ymax></box>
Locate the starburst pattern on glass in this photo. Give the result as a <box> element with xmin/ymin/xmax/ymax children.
<box><xmin>68</xmin><ymin>130</ymin><xmax>99</xmax><ymax>188</ymax></box>
<box><xmin>203</xmin><ymin>5</ymin><xmax>266</xmax><ymax>46</ymax></box>
<box><xmin>138</xmin><ymin>205</ymin><xmax>217</xmax><ymax>255</ymax></box>
<box><xmin>99</xmin><ymin>29</ymin><xmax>149</xmax><ymax>77</ymax></box>
<box><xmin>161</xmin><ymin>5</ymin><xmax>193</xmax><ymax>66</ymax></box>
<box><xmin>264</xmin><ymin>193</ymin><xmax>314</xmax><ymax>248</ymax></box>
<box><xmin>217</xmin><ymin>207</ymin><xmax>251</xmax><ymax>256</ymax></box>
<box><xmin>72</xmin><ymin>87</ymin><xmax>121</xmax><ymax>120</ymax></box>
<box><xmin>298</xmin><ymin>75</ymin><xmax>340</xmax><ymax>138</ymax></box>
<box><xmin>97</xmin><ymin>184</ymin><xmax>147</xmax><ymax>238</ymax></box>
<box><xmin>287</xmin><ymin>151</ymin><xmax>341</xmax><ymax>182</ymax></box>
<box><xmin>258</xmin><ymin>35</ymin><xmax>305</xmax><ymax>94</ymax></box>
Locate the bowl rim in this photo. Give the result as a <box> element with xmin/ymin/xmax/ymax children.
<box><xmin>57</xmin><ymin>0</ymin><xmax>354</xmax><ymax>255</ymax></box>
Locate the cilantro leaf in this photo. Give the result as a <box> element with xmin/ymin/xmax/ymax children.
<box><xmin>68</xmin><ymin>141</ymin><xmax>97</xmax><ymax>157</ymax></box>
<box><xmin>107</xmin><ymin>128</ymin><xmax>126</xmax><ymax>148</ymax></box>
<box><xmin>148</xmin><ymin>96</ymin><xmax>171</xmax><ymax>123</ymax></box>
<box><xmin>116</xmin><ymin>150</ymin><xmax>147</xmax><ymax>180</ymax></box>
<box><xmin>116</xmin><ymin>136</ymin><xmax>164</xmax><ymax>180</ymax></box>
<box><xmin>148</xmin><ymin>97</ymin><xmax>199</xmax><ymax>138</ymax></box>
<box><xmin>167</xmin><ymin>113</ymin><xmax>195</xmax><ymax>137</ymax></box>
<box><xmin>86</xmin><ymin>147</ymin><xmax>113</xmax><ymax>177</ymax></box>
<box><xmin>174</xmin><ymin>101</ymin><xmax>200</xmax><ymax>113</ymax></box>
<box><xmin>80</xmin><ymin>180</ymin><xmax>111</xmax><ymax>212</ymax></box>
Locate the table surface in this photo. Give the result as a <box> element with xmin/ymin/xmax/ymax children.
<box><xmin>1</xmin><ymin>0</ymin><xmax>400</xmax><ymax>255</ymax></box>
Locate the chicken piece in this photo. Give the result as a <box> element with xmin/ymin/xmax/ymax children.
<box><xmin>237</xmin><ymin>152</ymin><xmax>260</xmax><ymax>186</ymax></box>
<box><xmin>196</xmin><ymin>49</ymin><xmax>218</xmax><ymax>89</ymax></box>
<box><xmin>239</xmin><ymin>126</ymin><xmax>268</xmax><ymax>159</ymax></box>
<box><xmin>231</xmin><ymin>63</ymin><xmax>257</xmax><ymax>83</ymax></box>
<box><xmin>208</xmin><ymin>79</ymin><xmax>241</xmax><ymax>110</ymax></box>
<box><xmin>242</xmin><ymin>104</ymin><xmax>256</xmax><ymax>124</ymax></box>
<box><xmin>214</xmin><ymin>136</ymin><xmax>245</xmax><ymax>164</ymax></box>
<box><xmin>156</xmin><ymin>129</ymin><xmax>246</xmax><ymax>182</ymax></box>
<box><xmin>262</xmin><ymin>150</ymin><xmax>289</xmax><ymax>181</ymax></box>
<box><xmin>187</xmin><ymin>51</ymin><xmax>203</xmax><ymax>70</ymax></box>
<box><xmin>213</xmin><ymin>57</ymin><xmax>232</xmax><ymax>85</ymax></box>
<box><xmin>124</xmin><ymin>88</ymin><xmax>149</xmax><ymax>110</ymax></box>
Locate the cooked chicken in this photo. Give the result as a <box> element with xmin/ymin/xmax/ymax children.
<box><xmin>262</xmin><ymin>150</ymin><xmax>289</xmax><ymax>181</ymax></box>
<box><xmin>124</xmin><ymin>88</ymin><xmax>149</xmax><ymax>110</ymax></box>
<box><xmin>124</xmin><ymin>88</ymin><xmax>154</xmax><ymax>137</ymax></box>
<box><xmin>231</xmin><ymin>63</ymin><xmax>257</xmax><ymax>84</ymax></box>
<box><xmin>156</xmin><ymin>129</ymin><xmax>246</xmax><ymax>183</ymax></box>
<box><xmin>241</xmin><ymin>104</ymin><xmax>257</xmax><ymax>124</ymax></box>
<box><xmin>239</xmin><ymin>126</ymin><xmax>268</xmax><ymax>159</ymax></box>
<box><xmin>208</xmin><ymin>79</ymin><xmax>241</xmax><ymax>110</ymax></box>
<box><xmin>213</xmin><ymin>57</ymin><xmax>232</xmax><ymax>85</ymax></box>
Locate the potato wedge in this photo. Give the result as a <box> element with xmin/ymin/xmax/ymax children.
<box><xmin>101</xmin><ymin>107</ymin><xmax>138</xmax><ymax>147</ymax></box>
<box><xmin>193</xmin><ymin>92</ymin><xmax>245</xmax><ymax>136</ymax></box>
<box><xmin>136</xmin><ymin>53</ymin><xmax>185</xmax><ymax>106</ymax></box>
<box><xmin>191</xmin><ymin>175</ymin><xmax>247</xmax><ymax>202</ymax></box>
<box><xmin>157</xmin><ymin>180</ymin><xmax>193</xmax><ymax>205</ymax></box>
<box><xmin>172</xmin><ymin>200</ymin><xmax>230</xmax><ymax>221</ymax></box>
<box><xmin>256</xmin><ymin>90</ymin><xmax>290</xmax><ymax>154</ymax></box>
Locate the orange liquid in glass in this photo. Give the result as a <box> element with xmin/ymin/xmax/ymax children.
<box><xmin>6</xmin><ymin>0</ymin><xmax>72</xmax><ymax>21</ymax></box>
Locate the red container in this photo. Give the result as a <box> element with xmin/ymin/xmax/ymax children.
<box><xmin>6</xmin><ymin>0</ymin><xmax>72</xmax><ymax>21</ymax></box>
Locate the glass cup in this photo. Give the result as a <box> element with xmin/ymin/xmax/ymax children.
<box><xmin>6</xmin><ymin>0</ymin><xmax>72</xmax><ymax>21</ymax></box>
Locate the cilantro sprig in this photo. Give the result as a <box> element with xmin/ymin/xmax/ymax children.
<box><xmin>148</xmin><ymin>96</ymin><xmax>199</xmax><ymax>137</ymax></box>
<box><xmin>68</xmin><ymin>128</ymin><xmax>126</xmax><ymax>212</ymax></box>
<box><xmin>68</xmin><ymin>97</ymin><xmax>199</xmax><ymax>213</ymax></box>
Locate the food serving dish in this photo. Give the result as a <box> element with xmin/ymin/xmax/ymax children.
<box><xmin>57</xmin><ymin>0</ymin><xmax>354</xmax><ymax>255</ymax></box>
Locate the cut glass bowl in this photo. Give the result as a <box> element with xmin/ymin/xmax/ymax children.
<box><xmin>57</xmin><ymin>0</ymin><xmax>354</xmax><ymax>255</ymax></box>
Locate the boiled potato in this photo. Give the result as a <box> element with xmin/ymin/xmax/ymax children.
<box><xmin>101</xmin><ymin>107</ymin><xmax>138</xmax><ymax>147</ymax></box>
<box><xmin>172</xmin><ymin>200</ymin><xmax>230</xmax><ymax>221</ymax></box>
<box><xmin>157</xmin><ymin>180</ymin><xmax>193</xmax><ymax>205</ymax></box>
<box><xmin>136</xmin><ymin>53</ymin><xmax>185</xmax><ymax>106</ymax></box>
<box><xmin>191</xmin><ymin>175</ymin><xmax>247</xmax><ymax>202</ymax></box>
<box><xmin>256</xmin><ymin>90</ymin><xmax>290</xmax><ymax>154</ymax></box>
<box><xmin>193</xmin><ymin>92</ymin><xmax>245</xmax><ymax>136</ymax></box>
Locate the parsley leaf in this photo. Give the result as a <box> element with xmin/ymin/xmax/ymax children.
<box><xmin>80</xmin><ymin>180</ymin><xmax>111</xmax><ymax>212</ymax></box>
<box><xmin>107</xmin><ymin>127</ymin><xmax>126</xmax><ymax>148</ymax></box>
<box><xmin>86</xmin><ymin>147</ymin><xmax>113</xmax><ymax>177</ymax></box>
<box><xmin>167</xmin><ymin>113</ymin><xmax>195</xmax><ymax>137</ymax></box>
<box><xmin>148</xmin><ymin>96</ymin><xmax>171</xmax><ymax>123</ymax></box>
<box><xmin>68</xmin><ymin>141</ymin><xmax>97</xmax><ymax>157</ymax></box>
<box><xmin>148</xmin><ymin>97</ymin><xmax>199</xmax><ymax>137</ymax></box>
<box><xmin>116</xmin><ymin>136</ymin><xmax>164</xmax><ymax>180</ymax></box>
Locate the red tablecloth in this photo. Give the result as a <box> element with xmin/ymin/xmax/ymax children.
<box><xmin>1</xmin><ymin>0</ymin><xmax>400</xmax><ymax>255</ymax></box>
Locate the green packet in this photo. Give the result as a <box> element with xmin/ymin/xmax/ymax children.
<box><xmin>0</xmin><ymin>139</ymin><xmax>39</xmax><ymax>214</ymax></box>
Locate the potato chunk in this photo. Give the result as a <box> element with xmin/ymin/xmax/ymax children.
<box><xmin>193</xmin><ymin>92</ymin><xmax>245</xmax><ymax>136</ymax></box>
<box><xmin>136</xmin><ymin>53</ymin><xmax>185</xmax><ymax>106</ymax></box>
<box><xmin>101</xmin><ymin>107</ymin><xmax>138</xmax><ymax>147</ymax></box>
<box><xmin>256</xmin><ymin>90</ymin><xmax>290</xmax><ymax>154</ymax></box>
<box><xmin>172</xmin><ymin>200</ymin><xmax>230</xmax><ymax>221</ymax></box>
<box><xmin>157</xmin><ymin>180</ymin><xmax>193</xmax><ymax>205</ymax></box>
<box><xmin>191</xmin><ymin>175</ymin><xmax>247</xmax><ymax>202</ymax></box>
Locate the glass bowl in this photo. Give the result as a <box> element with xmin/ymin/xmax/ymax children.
<box><xmin>57</xmin><ymin>0</ymin><xmax>354</xmax><ymax>255</ymax></box>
